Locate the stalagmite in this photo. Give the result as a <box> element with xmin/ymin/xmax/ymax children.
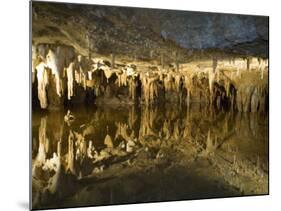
<box><xmin>36</xmin><ymin>62</ymin><xmax>49</xmax><ymax>109</ymax></box>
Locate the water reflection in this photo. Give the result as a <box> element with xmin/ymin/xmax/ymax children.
<box><xmin>32</xmin><ymin>105</ymin><xmax>268</xmax><ymax>209</ymax></box>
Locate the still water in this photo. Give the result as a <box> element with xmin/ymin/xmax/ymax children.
<box><xmin>32</xmin><ymin>104</ymin><xmax>268</xmax><ymax>209</ymax></box>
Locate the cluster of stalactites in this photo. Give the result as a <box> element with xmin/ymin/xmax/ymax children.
<box><xmin>32</xmin><ymin>44</ymin><xmax>91</xmax><ymax>108</ymax></box>
<box><xmin>140</xmin><ymin>72</ymin><xmax>159</xmax><ymax>105</ymax></box>
<box><xmin>32</xmin><ymin>45</ymin><xmax>268</xmax><ymax>112</ymax></box>
<box><xmin>217</xmin><ymin>57</ymin><xmax>269</xmax><ymax>79</ymax></box>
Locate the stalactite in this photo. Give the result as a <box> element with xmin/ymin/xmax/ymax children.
<box><xmin>226</xmin><ymin>81</ymin><xmax>230</xmax><ymax>97</ymax></box>
<box><xmin>88</xmin><ymin>71</ymin><xmax>92</xmax><ymax>80</ymax></box>
<box><xmin>66</xmin><ymin>62</ymin><xmax>75</xmax><ymax>100</ymax></box>
<box><xmin>32</xmin><ymin>45</ymin><xmax>38</xmax><ymax>84</ymax></box>
<box><xmin>46</xmin><ymin>49</ymin><xmax>62</xmax><ymax>97</ymax></box>
<box><xmin>101</xmin><ymin>65</ymin><xmax>113</xmax><ymax>83</ymax></box>
<box><xmin>208</xmin><ymin>68</ymin><xmax>216</xmax><ymax>101</ymax></box>
<box><xmin>128</xmin><ymin>78</ymin><xmax>137</xmax><ymax>100</ymax></box>
<box><xmin>247</xmin><ymin>57</ymin><xmax>250</xmax><ymax>70</ymax></box>
<box><xmin>261</xmin><ymin>67</ymin><xmax>264</xmax><ymax>80</ymax></box>
<box><xmin>174</xmin><ymin>74</ymin><xmax>181</xmax><ymax>93</ymax></box>
<box><xmin>117</xmin><ymin>70</ymin><xmax>128</xmax><ymax>87</ymax></box>
<box><xmin>184</xmin><ymin>75</ymin><xmax>193</xmax><ymax>106</ymax></box>
<box><xmin>141</xmin><ymin>73</ymin><xmax>159</xmax><ymax>105</ymax></box>
<box><xmin>236</xmin><ymin>67</ymin><xmax>241</xmax><ymax>78</ymax></box>
<box><xmin>36</xmin><ymin>62</ymin><xmax>49</xmax><ymax>109</ymax></box>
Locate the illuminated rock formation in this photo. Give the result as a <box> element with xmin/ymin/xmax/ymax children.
<box><xmin>35</xmin><ymin>62</ymin><xmax>49</xmax><ymax>109</ymax></box>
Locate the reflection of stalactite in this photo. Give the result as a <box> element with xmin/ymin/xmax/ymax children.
<box><xmin>104</xmin><ymin>134</ymin><xmax>114</xmax><ymax>148</ymax></box>
<box><xmin>66</xmin><ymin>130</ymin><xmax>76</xmax><ymax>175</ymax></box>
<box><xmin>183</xmin><ymin>110</ymin><xmax>191</xmax><ymax>138</ymax></box>
<box><xmin>115</xmin><ymin>122</ymin><xmax>130</xmax><ymax>141</ymax></box>
<box><xmin>33</xmin><ymin>116</ymin><xmax>48</xmax><ymax>170</ymax></box>
<box><xmin>236</xmin><ymin>85</ymin><xmax>267</xmax><ymax>113</ymax></box>
<box><xmin>204</xmin><ymin>129</ymin><xmax>217</xmax><ymax>155</ymax></box>
<box><xmin>162</xmin><ymin>120</ymin><xmax>171</xmax><ymax>139</ymax></box>
<box><xmin>45</xmin><ymin>141</ymin><xmax>61</xmax><ymax>195</ymax></box>
<box><xmin>75</xmin><ymin>131</ymin><xmax>86</xmax><ymax>162</ymax></box>
<box><xmin>172</xmin><ymin>120</ymin><xmax>180</xmax><ymax>140</ymax></box>
<box><xmin>128</xmin><ymin>106</ymin><xmax>137</xmax><ymax>129</ymax></box>
<box><xmin>139</xmin><ymin>106</ymin><xmax>157</xmax><ymax>137</ymax></box>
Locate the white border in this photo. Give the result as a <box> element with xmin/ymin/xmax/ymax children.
<box><xmin>1</xmin><ymin>0</ymin><xmax>280</xmax><ymax>210</ymax></box>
